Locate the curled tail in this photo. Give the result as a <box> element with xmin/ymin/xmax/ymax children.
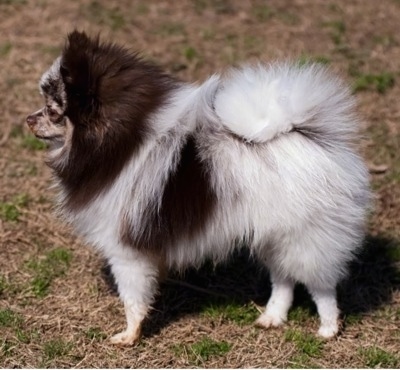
<box><xmin>212</xmin><ymin>62</ymin><xmax>358</xmax><ymax>145</ymax></box>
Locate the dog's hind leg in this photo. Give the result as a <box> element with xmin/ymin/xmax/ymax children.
<box><xmin>256</xmin><ymin>272</ymin><xmax>295</xmax><ymax>329</ymax></box>
<box><xmin>307</xmin><ymin>286</ymin><xmax>340</xmax><ymax>338</ymax></box>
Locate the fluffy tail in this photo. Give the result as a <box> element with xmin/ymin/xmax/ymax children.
<box><xmin>213</xmin><ymin>62</ymin><xmax>358</xmax><ymax>145</ymax></box>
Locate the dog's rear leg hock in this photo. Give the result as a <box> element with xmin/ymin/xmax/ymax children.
<box><xmin>309</xmin><ymin>287</ymin><xmax>340</xmax><ymax>339</ymax></box>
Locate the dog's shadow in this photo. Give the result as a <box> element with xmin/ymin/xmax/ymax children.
<box><xmin>338</xmin><ymin>235</ymin><xmax>400</xmax><ymax>317</ymax></box>
<box><xmin>101</xmin><ymin>234</ymin><xmax>400</xmax><ymax>337</ymax></box>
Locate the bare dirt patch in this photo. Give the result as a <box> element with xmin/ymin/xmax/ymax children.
<box><xmin>1</xmin><ymin>0</ymin><xmax>399</xmax><ymax>368</ymax></box>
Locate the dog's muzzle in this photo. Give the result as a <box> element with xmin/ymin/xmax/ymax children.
<box><xmin>26</xmin><ymin>114</ymin><xmax>37</xmax><ymax>129</ymax></box>
<box><xmin>26</xmin><ymin>109</ymin><xmax>43</xmax><ymax>132</ymax></box>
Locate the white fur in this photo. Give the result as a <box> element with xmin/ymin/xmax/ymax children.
<box><xmin>214</xmin><ymin>63</ymin><xmax>356</xmax><ymax>143</ymax></box>
<box><xmin>256</xmin><ymin>275</ymin><xmax>294</xmax><ymax>328</ymax></box>
<box><xmin>55</xmin><ymin>62</ymin><xmax>370</xmax><ymax>342</ymax></box>
<box><xmin>39</xmin><ymin>57</ymin><xmax>61</xmax><ymax>90</ymax></box>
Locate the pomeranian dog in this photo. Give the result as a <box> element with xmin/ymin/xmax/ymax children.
<box><xmin>27</xmin><ymin>31</ymin><xmax>370</xmax><ymax>345</ymax></box>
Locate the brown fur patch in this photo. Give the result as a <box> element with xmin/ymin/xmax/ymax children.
<box><xmin>121</xmin><ymin>135</ymin><xmax>217</xmax><ymax>251</ymax></box>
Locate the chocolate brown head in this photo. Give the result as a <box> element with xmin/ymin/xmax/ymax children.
<box><xmin>27</xmin><ymin>30</ymin><xmax>177</xmax><ymax>209</ymax></box>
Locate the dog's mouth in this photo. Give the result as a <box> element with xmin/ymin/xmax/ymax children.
<box><xmin>34</xmin><ymin>134</ymin><xmax>65</xmax><ymax>151</ymax></box>
<box><xmin>34</xmin><ymin>134</ymin><xmax>51</xmax><ymax>140</ymax></box>
<box><xmin>35</xmin><ymin>134</ymin><xmax>63</xmax><ymax>141</ymax></box>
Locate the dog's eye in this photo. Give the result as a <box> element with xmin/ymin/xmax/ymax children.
<box><xmin>46</xmin><ymin>106</ymin><xmax>58</xmax><ymax>117</ymax></box>
<box><xmin>46</xmin><ymin>106</ymin><xmax>64</xmax><ymax>124</ymax></box>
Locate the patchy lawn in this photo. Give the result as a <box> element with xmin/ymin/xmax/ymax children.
<box><xmin>0</xmin><ymin>0</ymin><xmax>399</xmax><ymax>367</ymax></box>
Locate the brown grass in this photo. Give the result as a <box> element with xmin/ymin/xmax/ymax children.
<box><xmin>1</xmin><ymin>0</ymin><xmax>399</xmax><ymax>368</ymax></box>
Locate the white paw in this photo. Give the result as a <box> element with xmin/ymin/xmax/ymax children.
<box><xmin>317</xmin><ymin>323</ymin><xmax>338</xmax><ymax>339</ymax></box>
<box><xmin>110</xmin><ymin>329</ymin><xmax>140</xmax><ymax>346</ymax></box>
<box><xmin>255</xmin><ymin>312</ymin><xmax>286</xmax><ymax>329</ymax></box>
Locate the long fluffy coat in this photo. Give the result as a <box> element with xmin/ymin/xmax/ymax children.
<box><xmin>28</xmin><ymin>31</ymin><xmax>370</xmax><ymax>344</ymax></box>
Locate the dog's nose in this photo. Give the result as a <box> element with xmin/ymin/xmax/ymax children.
<box><xmin>26</xmin><ymin>114</ymin><xmax>37</xmax><ymax>128</ymax></box>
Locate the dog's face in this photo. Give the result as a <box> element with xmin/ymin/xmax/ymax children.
<box><xmin>27</xmin><ymin>57</ymin><xmax>72</xmax><ymax>151</ymax></box>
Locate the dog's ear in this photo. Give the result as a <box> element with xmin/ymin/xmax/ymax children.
<box><xmin>60</xmin><ymin>30</ymin><xmax>99</xmax><ymax>97</ymax></box>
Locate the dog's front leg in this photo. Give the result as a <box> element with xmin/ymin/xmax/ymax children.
<box><xmin>107</xmin><ymin>249</ymin><xmax>160</xmax><ymax>346</ymax></box>
<box><xmin>110</xmin><ymin>299</ymin><xmax>148</xmax><ymax>345</ymax></box>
